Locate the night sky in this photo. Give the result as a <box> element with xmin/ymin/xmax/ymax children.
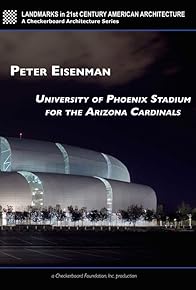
<box><xmin>0</xmin><ymin>31</ymin><xmax>195</xmax><ymax>212</ymax></box>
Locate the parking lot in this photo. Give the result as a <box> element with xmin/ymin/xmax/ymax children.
<box><xmin>0</xmin><ymin>229</ymin><xmax>195</xmax><ymax>267</ymax></box>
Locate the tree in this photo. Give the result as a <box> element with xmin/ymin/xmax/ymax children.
<box><xmin>67</xmin><ymin>205</ymin><xmax>74</xmax><ymax>214</ymax></box>
<box><xmin>71</xmin><ymin>208</ymin><xmax>83</xmax><ymax>223</ymax></box>
<box><xmin>15</xmin><ymin>211</ymin><xmax>23</xmax><ymax>224</ymax></box>
<box><xmin>176</xmin><ymin>201</ymin><xmax>191</xmax><ymax>227</ymax></box>
<box><xmin>127</xmin><ymin>205</ymin><xmax>144</xmax><ymax>226</ymax></box>
<box><xmin>66</xmin><ymin>206</ymin><xmax>83</xmax><ymax>226</ymax></box>
<box><xmin>155</xmin><ymin>204</ymin><xmax>166</xmax><ymax>222</ymax></box>
<box><xmin>99</xmin><ymin>208</ymin><xmax>109</xmax><ymax>221</ymax></box>
<box><xmin>118</xmin><ymin>210</ymin><xmax>129</xmax><ymax>223</ymax></box>
<box><xmin>87</xmin><ymin>209</ymin><xmax>100</xmax><ymax>225</ymax></box>
<box><xmin>78</xmin><ymin>207</ymin><xmax>87</xmax><ymax>226</ymax></box>
<box><xmin>23</xmin><ymin>211</ymin><xmax>29</xmax><ymax>224</ymax></box>
<box><xmin>143</xmin><ymin>209</ymin><xmax>155</xmax><ymax>222</ymax></box>
<box><xmin>192</xmin><ymin>208</ymin><xmax>196</xmax><ymax>221</ymax></box>
<box><xmin>41</xmin><ymin>209</ymin><xmax>50</xmax><ymax>224</ymax></box>
<box><xmin>30</xmin><ymin>208</ymin><xmax>42</xmax><ymax>224</ymax></box>
<box><xmin>6</xmin><ymin>205</ymin><xmax>14</xmax><ymax>225</ymax></box>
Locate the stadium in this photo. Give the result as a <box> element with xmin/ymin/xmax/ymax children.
<box><xmin>0</xmin><ymin>136</ymin><xmax>157</xmax><ymax>214</ymax></box>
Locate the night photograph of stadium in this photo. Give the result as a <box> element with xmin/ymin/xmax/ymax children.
<box><xmin>0</xmin><ymin>29</ymin><xmax>195</xmax><ymax>275</ymax></box>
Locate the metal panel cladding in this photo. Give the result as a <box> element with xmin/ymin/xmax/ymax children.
<box><xmin>2</xmin><ymin>137</ymin><xmax>65</xmax><ymax>173</ymax></box>
<box><xmin>0</xmin><ymin>137</ymin><xmax>130</xmax><ymax>182</ymax></box>
<box><xmin>0</xmin><ymin>172</ymin><xmax>32</xmax><ymax>211</ymax></box>
<box><xmin>104</xmin><ymin>154</ymin><xmax>130</xmax><ymax>182</ymax></box>
<box><xmin>35</xmin><ymin>173</ymin><xmax>107</xmax><ymax>211</ymax></box>
<box><xmin>109</xmin><ymin>180</ymin><xmax>157</xmax><ymax>212</ymax></box>
<box><xmin>61</xmin><ymin>144</ymin><xmax>108</xmax><ymax>178</ymax></box>
<box><xmin>0</xmin><ymin>172</ymin><xmax>157</xmax><ymax>213</ymax></box>
<box><xmin>62</xmin><ymin>144</ymin><xmax>130</xmax><ymax>182</ymax></box>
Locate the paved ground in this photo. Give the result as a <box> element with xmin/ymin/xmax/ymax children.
<box><xmin>0</xmin><ymin>230</ymin><xmax>195</xmax><ymax>267</ymax></box>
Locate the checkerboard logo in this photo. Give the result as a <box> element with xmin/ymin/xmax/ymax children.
<box><xmin>2</xmin><ymin>10</ymin><xmax>17</xmax><ymax>24</ymax></box>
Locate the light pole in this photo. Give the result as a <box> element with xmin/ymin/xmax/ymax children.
<box><xmin>174</xmin><ymin>218</ymin><xmax>177</xmax><ymax>229</ymax></box>
<box><xmin>165</xmin><ymin>216</ymin><xmax>169</xmax><ymax>228</ymax></box>
<box><xmin>187</xmin><ymin>214</ymin><xmax>192</xmax><ymax>229</ymax></box>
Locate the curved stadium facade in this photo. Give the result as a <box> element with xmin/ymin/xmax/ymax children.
<box><xmin>0</xmin><ymin>137</ymin><xmax>157</xmax><ymax>213</ymax></box>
